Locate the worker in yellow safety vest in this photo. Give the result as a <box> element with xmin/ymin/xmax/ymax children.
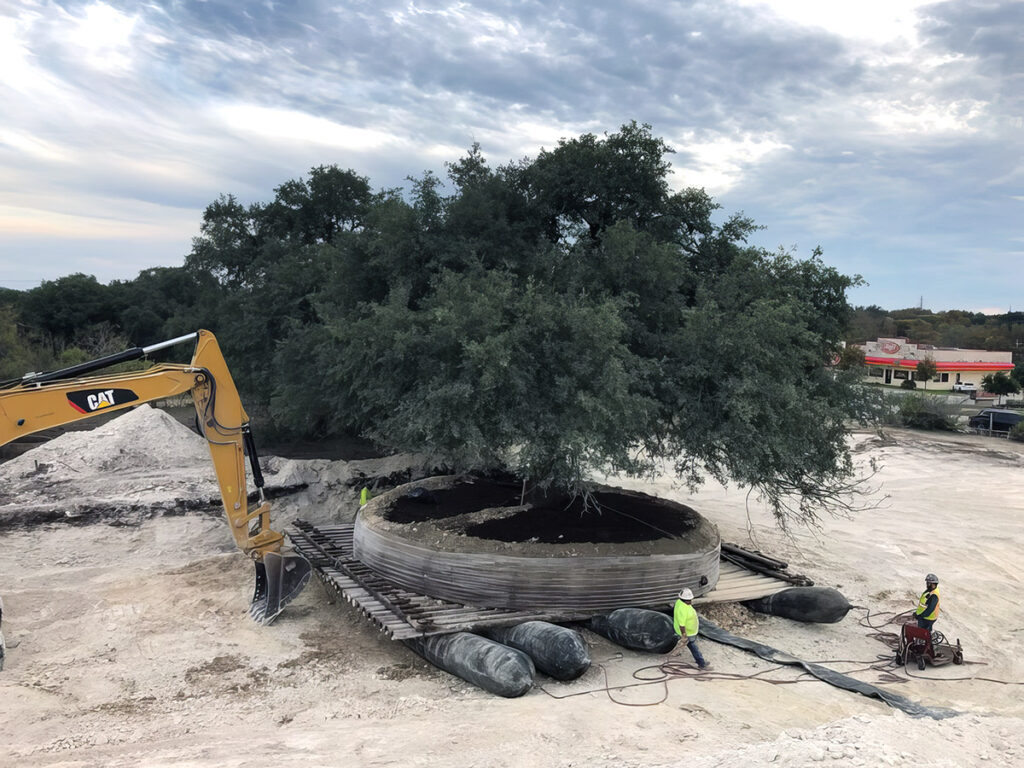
<box><xmin>673</xmin><ymin>588</ymin><xmax>709</xmax><ymax>670</ymax></box>
<box><xmin>914</xmin><ymin>573</ymin><xmax>940</xmax><ymax>630</ymax></box>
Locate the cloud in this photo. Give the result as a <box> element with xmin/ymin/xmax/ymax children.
<box><xmin>733</xmin><ymin>0</ymin><xmax>931</xmax><ymax>44</ymax></box>
<box><xmin>0</xmin><ymin>197</ymin><xmax>195</xmax><ymax>239</ymax></box>
<box><xmin>0</xmin><ymin>0</ymin><xmax>1020</xmax><ymax>311</ymax></box>
<box><xmin>67</xmin><ymin>1</ymin><xmax>138</xmax><ymax>72</ymax></box>
<box><xmin>215</xmin><ymin>105</ymin><xmax>396</xmax><ymax>150</ymax></box>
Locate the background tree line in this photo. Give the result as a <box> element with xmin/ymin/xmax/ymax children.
<box><xmin>3</xmin><ymin>123</ymin><xmax>1014</xmax><ymax>523</ymax></box>
<box><xmin>845</xmin><ymin>304</ymin><xmax>1024</xmax><ymax>352</ymax></box>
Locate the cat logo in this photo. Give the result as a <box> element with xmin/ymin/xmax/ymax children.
<box><xmin>67</xmin><ymin>388</ymin><xmax>140</xmax><ymax>414</ymax></box>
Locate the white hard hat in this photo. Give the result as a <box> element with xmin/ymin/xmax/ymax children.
<box><xmin>925</xmin><ymin>573</ymin><xmax>938</xmax><ymax>584</ymax></box>
<box><xmin>678</xmin><ymin>588</ymin><xmax>694</xmax><ymax>601</ymax></box>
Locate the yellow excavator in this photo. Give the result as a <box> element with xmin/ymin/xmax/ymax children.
<box><xmin>0</xmin><ymin>329</ymin><xmax>311</xmax><ymax>625</ymax></box>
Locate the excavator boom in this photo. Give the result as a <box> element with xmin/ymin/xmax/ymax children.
<box><xmin>0</xmin><ymin>330</ymin><xmax>310</xmax><ymax>625</ymax></box>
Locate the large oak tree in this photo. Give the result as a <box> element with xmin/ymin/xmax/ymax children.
<box><xmin>184</xmin><ymin>123</ymin><xmax>872</xmax><ymax>526</ymax></box>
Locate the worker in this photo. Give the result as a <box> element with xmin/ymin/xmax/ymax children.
<box><xmin>673</xmin><ymin>588</ymin><xmax>708</xmax><ymax>669</ymax></box>
<box><xmin>914</xmin><ymin>573</ymin><xmax>940</xmax><ymax>630</ymax></box>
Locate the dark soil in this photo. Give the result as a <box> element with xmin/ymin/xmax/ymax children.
<box><xmin>467</xmin><ymin>491</ymin><xmax>702</xmax><ymax>544</ymax></box>
<box><xmin>386</xmin><ymin>478</ymin><xmax>524</xmax><ymax>524</ymax></box>
<box><xmin>385</xmin><ymin>477</ymin><xmax>705</xmax><ymax>546</ymax></box>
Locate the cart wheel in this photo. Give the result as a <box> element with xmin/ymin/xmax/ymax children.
<box><xmin>895</xmin><ymin>651</ymin><xmax>903</xmax><ymax>665</ymax></box>
<box><xmin>917</xmin><ymin>656</ymin><xmax>926</xmax><ymax>670</ymax></box>
<box><xmin>953</xmin><ymin>651</ymin><xmax>963</xmax><ymax>665</ymax></box>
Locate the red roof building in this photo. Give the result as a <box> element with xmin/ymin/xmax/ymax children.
<box><xmin>855</xmin><ymin>337</ymin><xmax>1013</xmax><ymax>389</ymax></box>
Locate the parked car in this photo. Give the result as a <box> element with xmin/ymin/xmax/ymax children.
<box><xmin>952</xmin><ymin>382</ymin><xmax>977</xmax><ymax>392</ymax></box>
<box><xmin>968</xmin><ymin>409</ymin><xmax>1023</xmax><ymax>433</ymax></box>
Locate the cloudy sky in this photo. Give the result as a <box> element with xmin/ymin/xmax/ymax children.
<box><xmin>1</xmin><ymin>0</ymin><xmax>1021</xmax><ymax>312</ymax></box>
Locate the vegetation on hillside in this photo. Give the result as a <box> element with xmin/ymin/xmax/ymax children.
<box><xmin>845</xmin><ymin>304</ymin><xmax>1024</xmax><ymax>351</ymax></box>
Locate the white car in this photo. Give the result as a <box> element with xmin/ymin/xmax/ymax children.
<box><xmin>952</xmin><ymin>382</ymin><xmax>977</xmax><ymax>392</ymax></box>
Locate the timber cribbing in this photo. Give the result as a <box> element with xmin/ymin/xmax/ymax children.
<box><xmin>288</xmin><ymin>520</ymin><xmax>807</xmax><ymax>641</ymax></box>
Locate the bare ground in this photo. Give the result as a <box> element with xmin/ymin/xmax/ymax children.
<box><xmin>2</xmin><ymin>411</ymin><xmax>1024</xmax><ymax>767</ymax></box>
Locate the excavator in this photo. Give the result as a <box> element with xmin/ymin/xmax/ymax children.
<box><xmin>0</xmin><ymin>329</ymin><xmax>311</xmax><ymax>627</ymax></box>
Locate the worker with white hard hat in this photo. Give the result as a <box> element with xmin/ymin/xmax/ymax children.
<box><xmin>672</xmin><ymin>587</ymin><xmax>708</xmax><ymax>670</ymax></box>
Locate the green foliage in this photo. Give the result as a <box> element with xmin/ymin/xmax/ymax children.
<box><xmin>317</xmin><ymin>271</ymin><xmax>644</xmax><ymax>485</ymax></box>
<box><xmin>0</xmin><ymin>306</ymin><xmax>38</xmax><ymax>379</ymax></box>
<box><xmin>519</xmin><ymin>121</ymin><xmax>683</xmax><ymax>244</ymax></box>
<box><xmin>110</xmin><ymin>267</ymin><xmax>205</xmax><ymax>345</ymax></box>
<box><xmin>884</xmin><ymin>392</ymin><xmax>957</xmax><ymax>431</ymax></box>
<box><xmin>846</xmin><ymin>307</ymin><xmax>1024</xmax><ymax>353</ymax></box>
<box><xmin>900</xmin><ymin>378</ymin><xmax>917</xmax><ymax>389</ymax></box>
<box><xmin>4</xmin><ymin>125</ymin><xmax>889</xmax><ymax>528</ymax></box>
<box><xmin>1012</xmin><ymin>363</ymin><xmax>1024</xmax><ymax>389</ymax></box>
<box><xmin>981</xmin><ymin>371</ymin><xmax>1021</xmax><ymax>396</ymax></box>
<box><xmin>248</xmin><ymin>124</ymin><xmax>874</xmax><ymax>526</ymax></box>
<box><xmin>837</xmin><ymin>345</ymin><xmax>866</xmax><ymax>370</ymax></box>
<box><xmin>9</xmin><ymin>266</ymin><xmax>205</xmax><ymax>374</ymax></box>
<box><xmin>0</xmin><ymin>305</ymin><xmax>90</xmax><ymax>379</ymax></box>
<box><xmin>179</xmin><ymin>166</ymin><xmax>380</xmax><ymax>405</ymax></box>
<box><xmin>1009</xmin><ymin>422</ymin><xmax>1024</xmax><ymax>443</ymax></box>
<box><xmin>19</xmin><ymin>273</ymin><xmax>116</xmax><ymax>347</ymax></box>
<box><xmin>914</xmin><ymin>356</ymin><xmax>937</xmax><ymax>388</ymax></box>
<box><xmin>0</xmin><ymin>287</ymin><xmax>22</xmax><ymax>308</ymax></box>
<box><xmin>57</xmin><ymin>346</ymin><xmax>90</xmax><ymax>367</ymax></box>
<box><xmin>266</xmin><ymin>165</ymin><xmax>372</xmax><ymax>245</ymax></box>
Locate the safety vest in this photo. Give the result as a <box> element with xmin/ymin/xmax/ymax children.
<box><xmin>673</xmin><ymin>599</ymin><xmax>699</xmax><ymax>638</ymax></box>
<box><xmin>914</xmin><ymin>587</ymin><xmax>940</xmax><ymax>621</ymax></box>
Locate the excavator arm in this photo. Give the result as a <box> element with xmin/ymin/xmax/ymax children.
<box><xmin>0</xmin><ymin>329</ymin><xmax>310</xmax><ymax>624</ymax></box>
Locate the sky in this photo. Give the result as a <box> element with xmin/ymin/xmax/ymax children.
<box><xmin>1</xmin><ymin>0</ymin><xmax>1021</xmax><ymax>313</ymax></box>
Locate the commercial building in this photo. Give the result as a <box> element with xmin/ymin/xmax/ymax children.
<box><xmin>855</xmin><ymin>337</ymin><xmax>1014</xmax><ymax>389</ymax></box>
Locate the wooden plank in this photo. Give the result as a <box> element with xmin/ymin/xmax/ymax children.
<box><xmin>698</xmin><ymin>588</ymin><xmax>789</xmax><ymax>603</ymax></box>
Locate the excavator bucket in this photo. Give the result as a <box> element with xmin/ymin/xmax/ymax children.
<box><xmin>250</xmin><ymin>552</ymin><xmax>312</xmax><ymax>625</ymax></box>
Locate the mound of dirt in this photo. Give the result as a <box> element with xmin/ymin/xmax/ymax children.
<box><xmin>1</xmin><ymin>404</ymin><xmax>210</xmax><ymax>481</ymax></box>
<box><xmin>0</xmin><ymin>405</ymin><xmax>443</xmax><ymax>528</ymax></box>
<box><xmin>0</xmin><ymin>406</ymin><xmax>242</xmax><ymax>526</ymax></box>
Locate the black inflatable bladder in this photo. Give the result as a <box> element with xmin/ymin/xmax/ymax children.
<box><xmin>404</xmin><ymin>632</ymin><xmax>535</xmax><ymax>698</ymax></box>
<box><xmin>743</xmin><ymin>586</ymin><xmax>853</xmax><ymax>624</ymax></box>
<box><xmin>699</xmin><ymin>618</ymin><xmax>957</xmax><ymax>720</ymax></box>
<box><xmin>482</xmin><ymin>621</ymin><xmax>591</xmax><ymax>680</ymax></box>
<box><xmin>588</xmin><ymin>608</ymin><xmax>678</xmax><ymax>654</ymax></box>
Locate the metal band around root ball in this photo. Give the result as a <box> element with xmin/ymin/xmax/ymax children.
<box><xmin>353</xmin><ymin>479</ymin><xmax>721</xmax><ymax>611</ymax></box>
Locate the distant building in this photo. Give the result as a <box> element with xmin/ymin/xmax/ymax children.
<box><xmin>855</xmin><ymin>337</ymin><xmax>1014</xmax><ymax>389</ymax></box>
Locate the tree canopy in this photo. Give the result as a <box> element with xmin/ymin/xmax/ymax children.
<box><xmin>182</xmin><ymin>121</ymin><xmax>873</xmax><ymax>526</ymax></box>
<box><xmin>982</xmin><ymin>372</ymin><xmax>1021</xmax><ymax>397</ymax></box>
<box><xmin>914</xmin><ymin>356</ymin><xmax>938</xmax><ymax>389</ymax></box>
<box><xmin>5</xmin><ymin>123</ymin><xmax>906</xmax><ymax>526</ymax></box>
